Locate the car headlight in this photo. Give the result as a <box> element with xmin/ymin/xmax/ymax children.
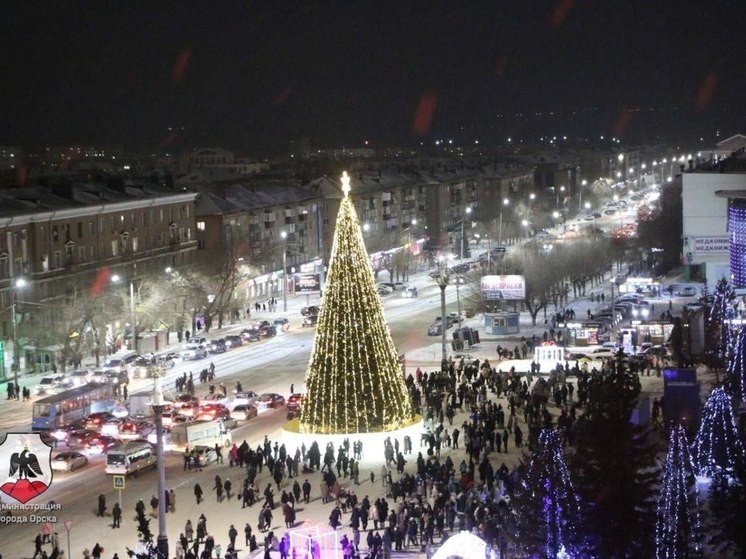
<box><xmin>641</xmin><ymin>308</ymin><xmax>650</xmax><ymax>317</ymax></box>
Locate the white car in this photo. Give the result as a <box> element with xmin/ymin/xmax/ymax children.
<box><xmin>376</xmin><ymin>284</ymin><xmax>394</xmax><ymax>295</ymax></box>
<box><xmin>181</xmin><ymin>343</ymin><xmax>207</xmax><ymax>360</ymax></box>
<box><xmin>33</xmin><ymin>375</ymin><xmax>66</xmax><ymax>396</ymax></box>
<box><xmin>51</xmin><ymin>451</ymin><xmax>89</xmax><ymax>472</ymax></box>
<box><xmin>226</xmin><ymin>391</ymin><xmax>259</xmax><ymax>410</ymax></box>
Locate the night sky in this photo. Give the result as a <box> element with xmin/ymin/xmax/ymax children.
<box><xmin>1</xmin><ymin>1</ymin><xmax>745</xmax><ymax>154</ymax></box>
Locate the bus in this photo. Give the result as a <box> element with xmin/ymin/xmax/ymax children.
<box><xmin>105</xmin><ymin>441</ymin><xmax>157</xmax><ymax>476</ymax></box>
<box><xmin>32</xmin><ymin>383</ymin><xmax>118</xmax><ymax>431</ymax></box>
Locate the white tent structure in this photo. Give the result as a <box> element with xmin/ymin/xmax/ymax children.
<box><xmin>432</xmin><ymin>531</ymin><xmax>487</xmax><ymax>559</ymax></box>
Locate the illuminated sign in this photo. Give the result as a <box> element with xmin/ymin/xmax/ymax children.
<box><xmin>480</xmin><ymin>275</ymin><xmax>526</xmax><ymax>300</ymax></box>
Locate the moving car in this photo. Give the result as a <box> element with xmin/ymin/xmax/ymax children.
<box><xmin>181</xmin><ymin>342</ymin><xmax>207</xmax><ymax>361</ymax></box>
<box><xmin>402</xmin><ymin>286</ymin><xmax>419</xmax><ymax>298</ymax></box>
<box><xmin>192</xmin><ymin>445</ymin><xmax>217</xmax><ymax>467</ymax></box>
<box><xmin>85</xmin><ymin>412</ymin><xmax>115</xmax><ymax>430</ymax></box>
<box><xmin>677</xmin><ymin>286</ymin><xmax>698</xmax><ymax>297</ymax></box>
<box><xmin>377</xmin><ymin>284</ymin><xmax>394</xmax><ymax>295</ymax></box>
<box><xmin>301</xmin><ymin>306</ymin><xmax>319</xmax><ymax>316</ymax></box>
<box><xmin>286</xmin><ymin>393</ymin><xmax>303</xmax><ymax>412</ymax></box>
<box><xmin>255</xmin><ymin>393</ymin><xmax>285</xmax><ymax>409</ymax></box>
<box><xmin>228</xmin><ymin>391</ymin><xmax>259</xmax><ymax>408</ymax></box>
<box><xmin>51</xmin><ymin>451</ymin><xmax>88</xmax><ymax>472</ymax></box>
<box><xmin>273</xmin><ymin>318</ymin><xmax>290</xmax><ymax>332</ymax></box>
<box><xmin>224</xmin><ymin>335</ymin><xmax>243</xmax><ymax>348</ymax></box>
<box><xmin>230</xmin><ymin>404</ymin><xmax>259</xmax><ymax>421</ymax></box>
<box><xmin>85</xmin><ymin>435</ymin><xmax>121</xmax><ymax>455</ymax></box>
<box><xmin>208</xmin><ymin>339</ymin><xmax>227</xmax><ymax>354</ymax></box>
<box><xmin>451</xmin><ymin>263</ymin><xmax>470</xmax><ymax>274</ymax></box>
<box><xmin>241</xmin><ymin>328</ymin><xmax>261</xmax><ymax>342</ymax></box>
<box><xmin>33</xmin><ymin>375</ymin><xmax>68</xmax><ymax>396</ymax></box>
<box><xmin>302</xmin><ymin>314</ymin><xmax>318</xmax><ymax>327</ymax></box>
<box><xmin>65</xmin><ymin>429</ymin><xmax>98</xmax><ymax>448</ymax></box>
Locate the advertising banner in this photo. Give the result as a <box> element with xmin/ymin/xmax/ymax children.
<box><xmin>480</xmin><ymin>275</ymin><xmax>526</xmax><ymax>300</ymax></box>
<box><xmin>293</xmin><ymin>272</ymin><xmax>321</xmax><ymax>294</ymax></box>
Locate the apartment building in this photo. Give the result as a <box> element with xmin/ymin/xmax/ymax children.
<box><xmin>0</xmin><ymin>182</ymin><xmax>198</xmax><ymax>377</ymax></box>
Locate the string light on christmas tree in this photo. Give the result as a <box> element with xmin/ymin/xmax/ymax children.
<box><xmin>300</xmin><ymin>171</ymin><xmax>415</xmax><ymax>434</ymax></box>
<box><xmin>691</xmin><ymin>387</ymin><xmax>746</xmax><ymax>480</ymax></box>
<box><xmin>655</xmin><ymin>423</ymin><xmax>702</xmax><ymax>559</ymax></box>
<box><xmin>522</xmin><ymin>428</ymin><xmax>581</xmax><ymax>558</ymax></box>
<box><xmin>709</xmin><ymin>277</ymin><xmax>736</xmax><ymax>359</ymax></box>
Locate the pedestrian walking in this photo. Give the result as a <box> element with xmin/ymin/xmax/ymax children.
<box><xmin>150</xmin><ymin>494</ymin><xmax>159</xmax><ymax>518</ymax></box>
<box><xmin>169</xmin><ymin>489</ymin><xmax>176</xmax><ymax>513</ymax></box>
<box><xmin>244</xmin><ymin>523</ymin><xmax>252</xmax><ymax>546</ymax></box>
<box><xmin>97</xmin><ymin>494</ymin><xmax>106</xmax><ymax>517</ymax></box>
<box><xmin>194</xmin><ymin>483</ymin><xmax>203</xmax><ymax>505</ymax></box>
<box><xmin>228</xmin><ymin>525</ymin><xmax>238</xmax><ymax>549</ymax></box>
<box><xmin>32</xmin><ymin>533</ymin><xmax>43</xmax><ymax>559</ymax></box>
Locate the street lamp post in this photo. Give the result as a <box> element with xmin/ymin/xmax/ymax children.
<box><xmin>498</xmin><ymin>198</ymin><xmax>509</xmax><ymax>246</ymax></box>
<box><xmin>460</xmin><ymin>207</ymin><xmax>472</xmax><ymax>261</ymax></box>
<box><xmin>151</xmin><ymin>370</ymin><xmax>169</xmax><ymax>559</ymax></box>
<box><xmin>578</xmin><ymin>180</ymin><xmax>587</xmax><ymax>211</ymax></box>
<box><xmin>435</xmin><ymin>262</ymin><xmax>449</xmax><ymax>363</ymax></box>
<box><xmin>281</xmin><ymin>231</ymin><xmax>288</xmax><ymax>312</ymax></box>
<box><xmin>111</xmin><ymin>275</ymin><xmax>137</xmax><ymax>352</ymax></box>
<box><xmin>10</xmin><ymin>277</ymin><xmax>27</xmax><ymax>386</ymax></box>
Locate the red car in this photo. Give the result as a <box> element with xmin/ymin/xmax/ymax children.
<box><xmin>197</xmin><ymin>403</ymin><xmax>230</xmax><ymax>421</ymax></box>
<box><xmin>287</xmin><ymin>393</ymin><xmax>304</xmax><ymax>412</ymax></box>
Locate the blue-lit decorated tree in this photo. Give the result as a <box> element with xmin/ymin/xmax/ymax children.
<box><xmin>656</xmin><ymin>423</ymin><xmax>702</xmax><ymax>558</ymax></box>
<box><xmin>510</xmin><ymin>428</ymin><xmax>583</xmax><ymax>557</ymax></box>
<box><xmin>726</xmin><ymin>326</ymin><xmax>746</xmax><ymax>402</ymax></box>
<box><xmin>708</xmin><ymin>277</ymin><xmax>736</xmax><ymax>360</ymax></box>
<box><xmin>691</xmin><ymin>387</ymin><xmax>745</xmax><ymax>480</ymax></box>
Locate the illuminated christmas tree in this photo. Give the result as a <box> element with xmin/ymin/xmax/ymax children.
<box><xmin>691</xmin><ymin>387</ymin><xmax>745</xmax><ymax>479</ymax></box>
<box><xmin>300</xmin><ymin>171</ymin><xmax>415</xmax><ymax>434</ymax></box>
<box><xmin>709</xmin><ymin>277</ymin><xmax>736</xmax><ymax>360</ymax></box>
<box><xmin>511</xmin><ymin>428</ymin><xmax>582</xmax><ymax>557</ymax></box>
<box><xmin>727</xmin><ymin>326</ymin><xmax>746</xmax><ymax>401</ymax></box>
<box><xmin>655</xmin><ymin>423</ymin><xmax>702</xmax><ymax>559</ymax></box>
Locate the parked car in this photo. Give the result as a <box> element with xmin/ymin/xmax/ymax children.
<box><xmin>230</xmin><ymin>404</ymin><xmax>259</xmax><ymax>421</ymax></box>
<box><xmin>381</xmin><ymin>282</ymin><xmax>407</xmax><ymax>291</ymax></box>
<box><xmin>255</xmin><ymin>393</ymin><xmax>285</xmax><ymax>409</ymax></box>
<box><xmin>302</xmin><ymin>314</ymin><xmax>318</xmax><ymax>327</ymax></box>
<box><xmin>51</xmin><ymin>451</ymin><xmax>89</xmax><ymax>472</ymax></box>
<box><xmin>451</xmin><ymin>263</ymin><xmax>470</xmax><ymax>274</ymax></box>
<box><xmin>677</xmin><ymin>286</ymin><xmax>699</xmax><ymax>297</ymax></box>
<box><xmin>224</xmin><ymin>335</ymin><xmax>243</xmax><ymax>348</ymax></box>
<box><xmin>427</xmin><ymin>323</ymin><xmax>443</xmax><ymax>336</ymax></box>
<box><xmin>188</xmin><ymin>336</ymin><xmax>207</xmax><ymax>345</ymax></box>
<box><xmin>301</xmin><ymin>306</ymin><xmax>319</xmax><ymax>316</ymax></box>
<box><xmin>273</xmin><ymin>318</ymin><xmax>290</xmax><ymax>332</ymax></box>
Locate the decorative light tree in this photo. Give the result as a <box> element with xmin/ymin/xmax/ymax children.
<box><xmin>299</xmin><ymin>171</ymin><xmax>415</xmax><ymax>434</ymax></box>
<box><xmin>655</xmin><ymin>423</ymin><xmax>702</xmax><ymax>558</ymax></box>
<box><xmin>691</xmin><ymin>387</ymin><xmax>746</xmax><ymax>480</ymax></box>
<box><xmin>511</xmin><ymin>428</ymin><xmax>582</xmax><ymax>557</ymax></box>
<box><xmin>727</xmin><ymin>326</ymin><xmax>746</xmax><ymax>401</ymax></box>
<box><xmin>708</xmin><ymin>277</ymin><xmax>736</xmax><ymax>360</ymax></box>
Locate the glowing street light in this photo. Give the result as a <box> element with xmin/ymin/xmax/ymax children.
<box><xmin>460</xmin><ymin>207</ymin><xmax>472</xmax><ymax>260</ymax></box>
<box><xmin>281</xmin><ymin>231</ymin><xmax>288</xmax><ymax>312</ymax></box>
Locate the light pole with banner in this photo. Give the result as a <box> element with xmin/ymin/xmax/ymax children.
<box><xmin>281</xmin><ymin>231</ymin><xmax>288</xmax><ymax>312</ymax></box>
<box><xmin>10</xmin><ymin>277</ymin><xmax>27</xmax><ymax>387</ymax></box>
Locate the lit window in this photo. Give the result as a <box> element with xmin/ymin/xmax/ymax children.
<box><xmin>197</xmin><ymin>221</ymin><xmax>206</xmax><ymax>231</ymax></box>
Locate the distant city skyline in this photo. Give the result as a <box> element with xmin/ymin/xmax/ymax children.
<box><xmin>1</xmin><ymin>2</ymin><xmax>744</xmax><ymax>154</ymax></box>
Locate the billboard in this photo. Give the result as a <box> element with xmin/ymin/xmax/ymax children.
<box><xmin>480</xmin><ymin>275</ymin><xmax>526</xmax><ymax>300</ymax></box>
<box><xmin>293</xmin><ymin>272</ymin><xmax>321</xmax><ymax>294</ymax></box>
